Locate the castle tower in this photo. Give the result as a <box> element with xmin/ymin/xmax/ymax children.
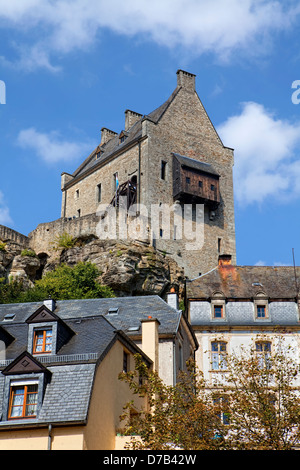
<box><xmin>60</xmin><ymin>70</ymin><xmax>236</xmax><ymax>279</ymax></box>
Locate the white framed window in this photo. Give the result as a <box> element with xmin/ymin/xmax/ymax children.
<box><xmin>211</xmin><ymin>341</ymin><xmax>227</xmax><ymax>370</ymax></box>
<box><xmin>8</xmin><ymin>380</ymin><xmax>39</xmax><ymax>419</ymax></box>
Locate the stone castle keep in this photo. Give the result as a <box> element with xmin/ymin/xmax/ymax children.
<box><xmin>0</xmin><ymin>70</ymin><xmax>236</xmax><ymax>280</ymax></box>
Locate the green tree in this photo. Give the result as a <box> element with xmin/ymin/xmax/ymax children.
<box><xmin>0</xmin><ymin>262</ymin><xmax>114</xmax><ymax>303</ymax></box>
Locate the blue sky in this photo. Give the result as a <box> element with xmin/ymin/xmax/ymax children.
<box><xmin>1</xmin><ymin>0</ymin><xmax>300</xmax><ymax>268</ymax></box>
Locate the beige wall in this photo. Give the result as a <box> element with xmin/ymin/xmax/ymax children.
<box><xmin>83</xmin><ymin>339</ymin><xmax>148</xmax><ymax>450</ymax></box>
<box><xmin>0</xmin><ymin>426</ymin><xmax>85</xmax><ymax>450</ymax></box>
<box><xmin>0</xmin><ymin>340</ymin><xmax>148</xmax><ymax>451</ymax></box>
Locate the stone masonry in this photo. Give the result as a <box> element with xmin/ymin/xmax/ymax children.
<box><xmin>59</xmin><ymin>70</ymin><xmax>236</xmax><ymax>279</ymax></box>
<box><xmin>1</xmin><ymin>70</ymin><xmax>236</xmax><ymax>280</ymax></box>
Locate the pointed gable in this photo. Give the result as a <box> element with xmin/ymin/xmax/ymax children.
<box><xmin>2</xmin><ymin>351</ymin><xmax>50</xmax><ymax>376</ymax></box>
<box><xmin>25</xmin><ymin>305</ymin><xmax>59</xmax><ymax>324</ymax></box>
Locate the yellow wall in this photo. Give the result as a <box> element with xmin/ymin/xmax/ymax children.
<box><xmin>0</xmin><ymin>426</ymin><xmax>84</xmax><ymax>450</ymax></box>
<box><xmin>83</xmin><ymin>339</ymin><xmax>147</xmax><ymax>450</ymax></box>
<box><xmin>0</xmin><ymin>340</ymin><xmax>148</xmax><ymax>450</ymax></box>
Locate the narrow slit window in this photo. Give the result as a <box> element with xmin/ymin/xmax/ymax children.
<box><xmin>97</xmin><ymin>183</ymin><xmax>102</xmax><ymax>203</ymax></box>
<box><xmin>161</xmin><ymin>161</ymin><xmax>167</xmax><ymax>180</ymax></box>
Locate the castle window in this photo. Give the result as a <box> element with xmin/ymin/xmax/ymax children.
<box><xmin>161</xmin><ymin>161</ymin><xmax>167</xmax><ymax>180</ymax></box>
<box><xmin>186</xmin><ymin>177</ymin><xmax>190</xmax><ymax>184</ymax></box>
<box><xmin>198</xmin><ymin>180</ymin><xmax>203</xmax><ymax>188</ymax></box>
<box><xmin>97</xmin><ymin>183</ymin><xmax>102</xmax><ymax>203</ymax></box>
<box><xmin>77</xmin><ymin>209</ymin><xmax>81</xmax><ymax>218</ymax></box>
<box><xmin>114</xmin><ymin>172</ymin><xmax>119</xmax><ymax>191</ymax></box>
<box><xmin>76</xmin><ymin>189</ymin><xmax>80</xmax><ymax>199</ymax></box>
<box><xmin>8</xmin><ymin>382</ymin><xmax>38</xmax><ymax>419</ymax></box>
<box><xmin>33</xmin><ymin>328</ymin><xmax>52</xmax><ymax>354</ymax></box>
<box><xmin>211</xmin><ymin>184</ymin><xmax>215</xmax><ymax>191</ymax></box>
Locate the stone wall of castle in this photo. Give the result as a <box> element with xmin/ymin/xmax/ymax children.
<box><xmin>61</xmin><ymin>139</ymin><xmax>147</xmax><ymax>219</ymax></box>
<box><xmin>142</xmin><ymin>73</ymin><xmax>236</xmax><ymax>278</ymax></box>
<box><xmin>0</xmin><ymin>225</ymin><xmax>29</xmax><ymax>248</ymax></box>
<box><xmin>28</xmin><ymin>214</ymin><xmax>101</xmax><ymax>254</ymax></box>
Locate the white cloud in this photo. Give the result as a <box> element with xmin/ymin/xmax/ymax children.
<box><xmin>17</xmin><ymin>128</ymin><xmax>96</xmax><ymax>164</ymax></box>
<box><xmin>0</xmin><ymin>191</ymin><xmax>13</xmax><ymax>226</ymax></box>
<box><xmin>217</xmin><ymin>102</ymin><xmax>300</xmax><ymax>205</ymax></box>
<box><xmin>0</xmin><ymin>0</ymin><xmax>299</xmax><ymax>71</ymax></box>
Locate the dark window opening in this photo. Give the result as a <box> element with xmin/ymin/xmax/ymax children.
<box><xmin>161</xmin><ymin>161</ymin><xmax>167</xmax><ymax>180</ymax></box>
<box><xmin>97</xmin><ymin>183</ymin><xmax>102</xmax><ymax>203</ymax></box>
<box><xmin>186</xmin><ymin>177</ymin><xmax>190</xmax><ymax>184</ymax></box>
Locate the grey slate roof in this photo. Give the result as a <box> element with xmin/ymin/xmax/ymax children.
<box><xmin>190</xmin><ymin>300</ymin><xmax>300</xmax><ymax>327</ymax></box>
<box><xmin>70</xmin><ymin>86</ymin><xmax>181</xmax><ymax>182</ymax></box>
<box><xmin>0</xmin><ymin>295</ymin><xmax>184</xmax><ymax>427</ymax></box>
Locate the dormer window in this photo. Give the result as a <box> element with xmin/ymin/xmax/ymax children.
<box><xmin>211</xmin><ymin>292</ymin><xmax>226</xmax><ymax>320</ymax></box>
<box><xmin>26</xmin><ymin>303</ymin><xmax>74</xmax><ymax>356</ymax></box>
<box><xmin>9</xmin><ymin>382</ymin><xmax>38</xmax><ymax>419</ymax></box>
<box><xmin>2</xmin><ymin>351</ymin><xmax>51</xmax><ymax>422</ymax></box>
<box><xmin>256</xmin><ymin>305</ymin><xmax>266</xmax><ymax>318</ymax></box>
<box><xmin>119</xmin><ymin>131</ymin><xmax>128</xmax><ymax>144</ymax></box>
<box><xmin>33</xmin><ymin>328</ymin><xmax>53</xmax><ymax>354</ymax></box>
<box><xmin>254</xmin><ymin>292</ymin><xmax>269</xmax><ymax>320</ymax></box>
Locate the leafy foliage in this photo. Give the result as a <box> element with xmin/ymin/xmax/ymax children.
<box><xmin>120</xmin><ymin>342</ymin><xmax>300</xmax><ymax>450</ymax></box>
<box><xmin>51</xmin><ymin>232</ymin><xmax>76</xmax><ymax>250</ymax></box>
<box><xmin>119</xmin><ymin>356</ymin><xmax>228</xmax><ymax>450</ymax></box>
<box><xmin>0</xmin><ymin>262</ymin><xmax>114</xmax><ymax>303</ymax></box>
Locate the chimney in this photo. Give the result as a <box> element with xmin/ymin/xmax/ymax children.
<box><xmin>125</xmin><ymin>109</ymin><xmax>143</xmax><ymax>131</ymax></box>
<box><xmin>43</xmin><ymin>298</ymin><xmax>56</xmax><ymax>312</ymax></box>
<box><xmin>176</xmin><ymin>69</ymin><xmax>196</xmax><ymax>92</ymax></box>
<box><xmin>141</xmin><ymin>317</ymin><xmax>160</xmax><ymax>372</ymax></box>
<box><xmin>100</xmin><ymin>127</ymin><xmax>118</xmax><ymax>146</ymax></box>
<box><xmin>218</xmin><ymin>254</ymin><xmax>232</xmax><ymax>266</ymax></box>
<box><xmin>167</xmin><ymin>286</ymin><xmax>179</xmax><ymax>310</ymax></box>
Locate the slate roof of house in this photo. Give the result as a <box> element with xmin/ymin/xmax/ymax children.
<box><xmin>187</xmin><ymin>265</ymin><xmax>300</xmax><ymax>300</ymax></box>
<box><xmin>69</xmin><ymin>86</ymin><xmax>181</xmax><ymax>182</ymax></box>
<box><xmin>0</xmin><ymin>295</ymin><xmax>188</xmax><ymax>427</ymax></box>
<box><xmin>187</xmin><ymin>265</ymin><xmax>300</xmax><ymax>328</ymax></box>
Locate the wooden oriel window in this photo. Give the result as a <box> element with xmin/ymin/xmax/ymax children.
<box><xmin>33</xmin><ymin>328</ymin><xmax>52</xmax><ymax>354</ymax></box>
<box><xmin>8</xmin><ymin>383</ymin><xmax>38</xmax><ymax>419</ymax></box>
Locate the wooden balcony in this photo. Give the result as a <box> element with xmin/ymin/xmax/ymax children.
<box><xmin>172</xmin><ymin>153</ymin><xmax>220</xmax><ymax>208</ymax></box>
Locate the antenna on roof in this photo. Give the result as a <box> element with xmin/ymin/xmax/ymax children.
<box><xmin>292</xmin><ymin>248</ymin><xmax>299</xmax><ymax>295</ymax></box>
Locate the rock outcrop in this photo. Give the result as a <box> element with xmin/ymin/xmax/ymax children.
<box><xmin>0</xmin><ymin>238</ymin><xmax>186</xmax><ymax>301</ymax></box>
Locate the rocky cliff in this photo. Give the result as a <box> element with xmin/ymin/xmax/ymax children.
<box><xmin>0</xmin><ymin>237</ymin><xmax>186</xmax><ymax>300</ymax></box>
